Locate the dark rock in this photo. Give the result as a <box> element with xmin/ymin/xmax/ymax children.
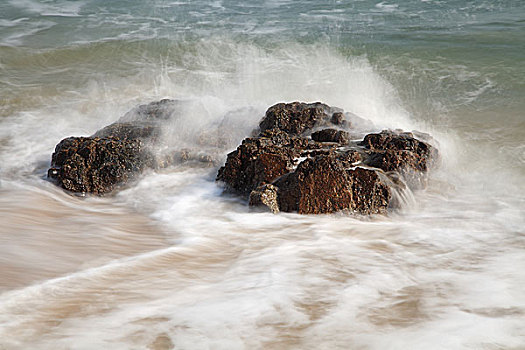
<box><xmin>48</xmin><ymin>137</ymin><xmax>153</xmax><ymax>194</ymax></box>
<box><xmin>274</xmin><ymin>155</ymin><xmax>390</xmax><ymax>214</ymax></box>
<box><xmin>337</xmin><ymin>150</ymin><xmax>362</xmax><ymax>168</ymax></box>
<box><xmin>367</xmin><ymin>149</ymin><xmax>423</xmax><ymax>172</ymax></box>
<box><xmin>274</xmin><ymin>155</ymin><xmax>354</xmax><ymax>214</ymax></box>
<box><xmin>93</xmin><ymin>122</ymin><xmax>159</xmax><ymax>142</ymax></box>
<box><xmin>361</xmin><ymin>130</ymin><xmax>437</xmax><ymax>171</ymax></box>
<box><xmin>258</xmin><ymin>102</ymin><xmax>342</xmax><ymax>135</ymax></box>
<box><xmin>360</xmin><ymin>130</ymin><xmax>438</xmax><ymax>188</ymax></box>
<box><xmin>348</xmin><ymin>167</ymin><xmax>391</xmax><ymax>214</ymax></box>
<box><xmin>311</xmin><ymin>129</ymin><xmax>349</xmax><ymax>145</ymax></box>
<box><xmin>217</xmin><ymin>102</ymin><xmax>439</xmax><ymax>215</ymax></box>
<box><xmin>93</xmin><ymin>99</ymin><xmax>179</xmax><ymax>142</ymax></box>
<box><xmin>330</xmin><ymin>112</ymin><xmax>346</xmax><ymax>126</ymax></box>
<box><xmin>216</xmin><ymin>136</ymin><xmax>303</xmax><ymax>195</ymax></box>
<box><xmin>249</xmin><ymin>184</ymin><xmax>280</xmax><ymax>213</ymax></box>
<box><xmin>120</xmin><ymin>99</ymin><xmax>180</xmax><ymax>122</ymax></box>
<box><xmin>48</xmin><ymin>100</ymin><xmax>180</xmax><ymax>195</ymax></box>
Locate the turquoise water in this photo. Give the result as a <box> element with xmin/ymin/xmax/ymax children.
<box><xmin>0</xmin><ymin>1</ymin><xmax>524</xmax><ymax>349</ymax></box>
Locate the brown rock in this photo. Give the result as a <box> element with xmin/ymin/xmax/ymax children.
<box><xmin>274</xmin><ymin>155</ymin><xmax>390</xmax><ymax>214</ymax></box>
<box><xmin>48</xmin><ymin>137</ymin><xmax>153</xmax><ymax>195</ymax></box>
<box><xmin>311</xmin><ymin>128</ymin><xmax>349</xmax><ymax>145</ymax></box>
<box><xmin>362</xmin><ymin>130</ymin><xmax>437</xmax><ymax>167</ymax></box>
<box><xmin>330</xmin><ymin>112</ymin><xmax>346</xmax><ymax>126</ymax></box>
<box><xmin>216</xmin><ymin>103</ymin><xmax>439</xmax><ymax>215</ymax></box>
<box><xmin>349</xmin><ymin>167</ymin><xmax>391</xmax><ymax>214</ymax></box>
<box><xmin>93</xmin><ymin>122</ymin><xmax>159</xmax><ymax>142</ymax></box>
<box><xmin>216</xmin><ymin>138</ymin><xmax>300</xmax><ymax>196</ymax></box>
<box><xmin>274</xmin><ymin>155</ymin><xmax>354</xmax><ymax>214</ymax></box>
<box><xmin>361</xmin><ymin>130</ymin><xmax>437</xmax><ymax>170</ymax></box>
<box><xmin>249</xmin><ymin>184</ymin><xmax>280</xmax><ymax>213</ymax></box>
<box><xmin>337</xmin><ymin>150</ymin><xmax>362</xmax><ymax>168</ymax></box>
<box><xmin>48</xmin><ymin>100</ymin><xmax>180</xmax><ymax>194</ymax></box>
<box><xmin>258</xmin><ymin>102</ymin><xmax>341</xmax><ymax>135</ymax></box>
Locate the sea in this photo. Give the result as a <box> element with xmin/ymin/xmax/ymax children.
<box><xmin>0</xmin><ymin>1</ymin><xmax>524</xmax><ymax>349</ymax></box>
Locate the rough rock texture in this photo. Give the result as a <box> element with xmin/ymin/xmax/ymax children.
<box><xmin>259</xmin><ymin>102</ymin><xmax>342</xmax><ymax>135</ymax></box>
<box><xmin>48</xmin><ymin>137</ymin><xmax>153</xmax><ymax>194</ymax></box>
<box><xmin>274</xmin><ymin>154</ymin><xmax>390</xmax><ymax>214</ymax></box>
<box><xmin>249</xmin><ymin>184</ymin><xmax>280</xmax><ymax>213</ymax></box>
<box><xmin>330</xmin><ymin>112</ymin><xmax>347</xmax><ymax>126</ymax></box>
<box><xmin>361</xmin><ymin>130</ymin><xmax>437</xmax><ymax>172</ymax></box>
<box><xmin>49</xmin><ymin>98</ymin><xmax>439</xmax><ymax>211</ymax></box>
<box><xmin>48</xmin><ymin>99</ymin><xmax>178</xmax><ymax>194</ymax></box>
<box><xmin>216</xmin><ymin>129</ymin><xmax>308</xmax><ymax>195</ymax></box>
<box><xmin>349</xmin><ymin>167</ymin><xmax>391</xmax><ymax>214</ymax></box>
<box><xmin>360</xmin><ymin>130</ymin><xmax>438</xmax><ymax>188</ymax></box>
<box><xmin>217</xmin><ymin>101</ymin><xmax>438</xmax><ymax>215</ymax></box>
<box><xmin>311</xmin><ymin>129</ymin><xmax>349</xmax><ymax>145</ymax></box>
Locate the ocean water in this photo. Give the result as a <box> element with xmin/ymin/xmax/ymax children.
<box><xmin>0</xmin><ymin>1</ymin><xmax>524</xmax><ymax>349</ymax></box>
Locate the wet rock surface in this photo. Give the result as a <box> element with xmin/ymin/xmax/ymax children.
<box><xmin>218</xmin><ymin>101</ymin><xmax>439</xmax><ymax>214</ymax></box>
<box><xmin>48</xmin><ymin>137</ymin><xmax>153</xmax><ymax>195</ymax></box>
<box><xmin>361</xmin><ymin>130</ymin><xmax>439</xmax><ymax>188</ymax></box>
<box><xmin>311</xmin><ymin>128</ymin><xmax>349</xmax><ymax>145</ymax></box>
<box><xmin>249</xmin><ymin>184</ymin><xmax>280</xmax><ymax>214</ymax></box>
<box><xmin>259</xmin><ymin>102</ymin><xmax>342</xmax><ymax>135</ymax></box>
<box><xmin>48</xmin><ymin>99</ymin><xmax>438</xmax><ymax>212</ymax></box>
<box><xmin>48</xmin><ymin>99</ymin><xmax>210</xmax><ymax>195</ymax></box>
<box><xmin>274</xmin><ymin>154</ymin><xmax>390</xmax><ymax>215</ymax></box>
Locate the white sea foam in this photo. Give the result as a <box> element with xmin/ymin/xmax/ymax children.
<box><xmin>374</xmin><ymin>2</ymin><xmax>399</xmax><ymax>12</ymax></box>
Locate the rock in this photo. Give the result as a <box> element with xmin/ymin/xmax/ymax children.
<box><xmin>360</xmin><ymin>130</ymin><xmax>438</xmax><ymax>188</ymax></box>
<box><xmin>48</xmin><ymin>137</ymin><xmax>153</xmax><ymax>194</ymax></box>
<box><xmin>93</xmin><ymin>99</ymin><xmax>179</xmax><ymax>142</ymax></box>
<box><xmin>93</xmin><ymin>122</ymin><xmax>159</xmax><ymax>142</ymax></box>
<box><xmin>348</xmin><ymin>167</ymin><xmax>391</xmax><ymax>214</ymax></box>
<box><xmin>337</xmin><ymin>150</ymin><xmax>362</xmax><ymax>168</ymax></box>
<box><xmin>218</xmin><ymin>102</ymin><xmax>439</xmax><ymax>215</ymax></box>
<box><xmin>274</xmin><ymin>155</ymin><xmax>355</xmax><ymax>214</ymax></box>
<box><xmin>120</xmin><ymin>98</ymin><xmax>180</xmax><ymax>122</ymax></box>
<box><xmin>216</xmin><ymin>134</ymin><xmax>304</xmax><ymax>195</ymax></box>
<box><xmin>249</xmin><ymin>184</ymin><xmax>280</xmax><ymax>213</ymax></box>
<box><xmin>361</xmin><ymin>130</ymin><xmax>437</xmax><ymax>172</ymax></box>
<box><xmin>274</xmin><ymin>154</ymin><xmax>390</xmax><ymax>214</ymax></box>
<box><xmin>330</xmin><ymin>112</ymin><xmax>346</xmax><ymax>126</ymax></box>
<box><xmin>48</xmin><ymin>100</ymin><xmax>180</xmax><ymax>194</ymax></box>
<box><xmin>311</xmin><ymin>128</ymin><xmax>349</xmax><ymax>145</ymax></box>
<box><xmin>367</xmin><ymin>149</ymin><xmax>423</xmax><ymax>172</ymax></box>
<box><xmin>258</xmin><ymin>102</ymin><xmax>342</xmax><ymax>135</ymax></box>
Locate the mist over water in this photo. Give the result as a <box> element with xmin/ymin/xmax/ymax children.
<box><xmin>1</xmin><ymin>1</ymin><xmax>524</xmax><ymax>349</ymax></box>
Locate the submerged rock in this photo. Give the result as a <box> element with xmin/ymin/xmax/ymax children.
<box><xmin>217</xmin><ymin>101</ymin><xmax>438</xmax><ymax>215</ymax></box>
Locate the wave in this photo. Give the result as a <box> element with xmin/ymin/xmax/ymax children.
<box><xmin>0</xmin><ymin>18</ymin><xmax>524</xmax><ymax>349</ymax></box>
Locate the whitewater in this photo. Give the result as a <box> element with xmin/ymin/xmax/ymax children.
<box><xmin>0</xmin><ymin>1</ymin><xmax>524</xmax><ymax>349</ymax></box>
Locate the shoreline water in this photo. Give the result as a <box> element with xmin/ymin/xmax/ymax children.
<box><xmin>1</xmin><ymin>1</ymin><xmax>524</xmax><ymax>348</ymax></box>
